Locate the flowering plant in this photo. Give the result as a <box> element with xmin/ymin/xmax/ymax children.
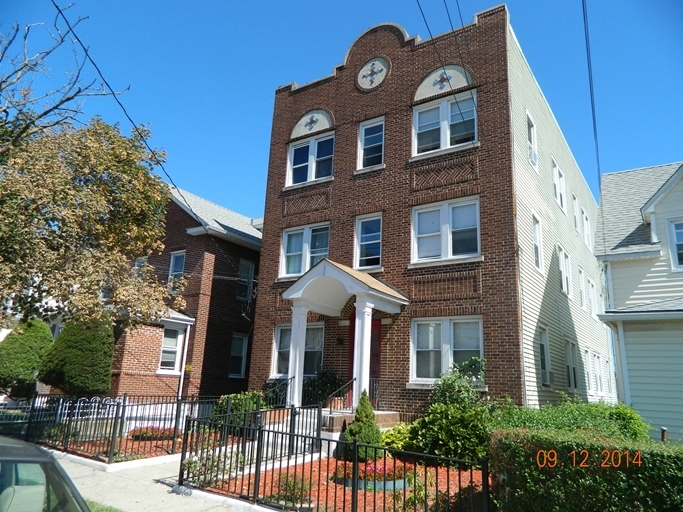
<box><xmin>128</xmin><ymin>426</ymin><xmax>176</xmax><ymax>441</ymax></box>
<box><xmin>334</xmin><ymin>459</ymin><xmax>414</xmax><ymax>481</ymax></box>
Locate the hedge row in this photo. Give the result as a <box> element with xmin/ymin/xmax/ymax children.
<box><xmin>490</xmin><ymin>429</ymin><xmax>683</xmax><ymax>512</ymax></box>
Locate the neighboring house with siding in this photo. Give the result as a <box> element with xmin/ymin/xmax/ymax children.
<box><xmin>248</xmin><ymin>5</ymin><xmax>616</xmax><ymax>412</ymax></box>
<box><xmin>110</xmin><ymin>187</ymin><xmax>262</xmax><ymax>397</ymax></box>
<box><xmin>597</xmin><ymin>162</ymin><xmax>683</xmax><ymax>441</ymax></box>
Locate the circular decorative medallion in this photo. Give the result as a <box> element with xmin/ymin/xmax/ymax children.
<box><xmin>357</xmin><ymin>57</ymin><xmax>389</xmax><ymax>89</ymax></box>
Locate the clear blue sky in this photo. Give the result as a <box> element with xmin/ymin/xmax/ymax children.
<box><xmin>6</xmin><ymin>1</ymin><xmax>683</xmax><ymax>218</ymax></box>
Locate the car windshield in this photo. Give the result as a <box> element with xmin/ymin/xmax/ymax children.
<box><xmin>0</xmin><ymin>460</ymin><xmax>86</xmax><ymax>512</ymax></box>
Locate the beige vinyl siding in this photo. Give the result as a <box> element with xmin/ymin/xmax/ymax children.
<box><xmin>623</xmin><ymin>320</ymin><xmax>683</xmax><ymax>441</ymax></box>
<box><xmin>507</xmin><ymin>26</ymin><xmax>616</xmax><ymax>407</ymax></box>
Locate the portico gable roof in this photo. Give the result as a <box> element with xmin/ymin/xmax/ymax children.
<box><xmin>282</xmin><ymin>259</ymin><xmax>409</xmax><ymax>316</ymax></box>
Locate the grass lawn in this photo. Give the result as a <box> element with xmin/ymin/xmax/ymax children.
<box><xmin>85</xmin><ymin>500</ymin><xmax>125</xmax><ymax>512</ymax></box>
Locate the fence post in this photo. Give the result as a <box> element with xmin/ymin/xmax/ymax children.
<box><xmin>24</xmin><ymin>394</ymin><xmax>38</xmax><ymax>442</ymax></box>
<box><xmin>107</xmin><ymin>402</ymin><xmax>122</xmax><ymax>464</ymax></box>
<box><xmin>172</xmin><ymin>397</ymin><xmax>183</xmax><ymax>454</ymax></box>
<box><xmin>316</xmin><ymin>403</ymin><xmax>323</xmax><ymax>452</ymax></box>
<box><xmin>351</xmin><ymin>439</ymin><xmax>359</xmax><ymax>512</ymax></box>
<box><xmin>287</xmin><ymin>404</ymin><xmax>298</xmax><ymax>457</ymax></box>
<box><xmin>481</xmin><ymin>458</ymin><xmax>489</xmax><ymax>512</ymax></box>
<box><xmin>178</xmin><ymin>415</ymin><xmax>192</xmax><ymax>487</ymax></box>
<box><xmin>252</xmin><ymin>423</ymin><xmax>265</xmax><ymax>503</ymax></box>
<box><xmin>63</xmin><ymin>399</ymin><xmax>75</xmax><ymax>451</ymax></box>
<box><xmin>118</xmin><ymin>394</ymin><xmax>127</xmax><ymax>441</ymax></box>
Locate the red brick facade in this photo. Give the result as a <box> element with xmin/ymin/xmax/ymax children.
<box><xmin>111</xmin><ymin>200</ymin><xmax>260</xmax><ymax>397</ymax></box>
<box><xmin>250</xmin><ymin>6</ymin><xmax>525</xmax><ymax>412</ymax></box>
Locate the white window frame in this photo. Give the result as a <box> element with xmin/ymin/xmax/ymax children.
<box><xmin>667</xmin><ymin>217</ymin><xmax>683</xmax><ymax>272</ymax></box>
<box><xmin>538</xmin><ymin>326</ymin><xmax>552</xmax><ymax>386</ymax></box>
<box><xmin>572</xmin><ymin>194</ymin><xmax>579</xmax><ymax>232</ymax></box>
<box><xmin>411</xmin><ymin>197</ymin><xmax>480</xmax><ymax>264</ymax></box>
<box><xmin>412</xmin><ymin>91</ymin><xmax>478</xmax><ymax>156</ymax></box>
<box><xmin>588</xmin><ymin>277</ymin><xmax>598</xmax><ymax>318</ymax></box>
<box><xmin>578</xmin><ymin>267</ymin><xmax>586</xmax><ymax>309</ymax></box>
<box><xmin>158</xmin><ymin>327</ymin><xmax>184</xmax><ymax>374</ymax></box>
<box><xmin>526</xmin><ymin>112</ymin><xmax>538</xmax><ymax>168</ymax></box>
<box><xmin>582</xmin><ymin>208</ymin><xmax>592</xmax><ymax>251</ymax></box>
<box><xmin>271</xmin><ymin>324</ymin><xmax>324</xmax><ymax>378</ymax></box>
<box><xmin>552</xmin><ymin>159</ymin><xmax>566</xmax><ymax>212</ymax></box>
<box><xmin>236</xmin><ymin>259</ymin><xmax>255</xmax><ymax>301</ymax></box>
<box><xmin>168</xmin><ymin>251</ymin><xmax>185</xmax><ymax>283</ymax></box>
<box><xmin>229</xmin><ymin>334</ymin><xmax>248</xmax><ymax>378</ymax></box>
<box><xmin>280</xmin><ymin>223</ymin><xmax>330</xmax><ymax>277</ymax></box>
<box><xmin>355</xmin><ymin>214</ymin><xmax>382</xmax><ymax>269</ymax></box>
<box><xmin>565</xmin><ymin>341</ymin><xmax>579</xmax><ymax>391</ymax></box>
<box><xmin>410</xmin><ymin>316</ymin><xmax>483</xmax><ymax>384</ymax></box>
<box><xmin>557</xmin><ymin>245</ymin><xmax>572</xmax><ymax>297</ymax></box>
<box><xmin>584</xmin><ymin>349</ymin><xmax>593</xmax><ymax>394</ymax></box>
<box><xmin>287</xmin><ymin>133</ymin><xmax>335</xmax><ymax>186</ymax></box>
<box><xmin>593</xmin><ymin>353</ymin><xmax>604</xmax><ymax>394</ymax></box>
<box><xmin>531</xmin><ymin>213</ymin><xmax>543</xmax><ymax>272</ymax></box>
<box><xmin>358</xmin><ymin>118</ymin><xmax>385</xmax><ymax>169</ymax></box>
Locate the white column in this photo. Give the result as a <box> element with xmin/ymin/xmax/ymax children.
<box><xmin>288</xmin><ymin>302</ymin><xmax>309</xmax><ymax>407</ymax></box>
<box><xmin>352</xmin><ymin>294</ymin><xmax>374</xmax><ymax>408</ymax></box>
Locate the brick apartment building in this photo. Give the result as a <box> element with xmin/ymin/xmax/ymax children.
<box><xmin>249</xmin><ymin>5</ymin><xmax>616</xmax><ymax>412</ymax></box>
<box><xmin>110</xmin><ymin>187</ymin><xmax>262</xmax><ymax>397</ymax></box>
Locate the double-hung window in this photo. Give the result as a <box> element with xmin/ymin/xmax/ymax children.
<box><xmin>593</xmin><ymin>353</ymin><xmax>604</xmax><ymax>393</ymax></box>
<box><xmin>588</xmin><ymin>278</ymin><xmax>597</xmax><ymax>317</ymax></box>
<box><xmin>236</xmin><ymin>259</ymin><xmax>255</xmax><ymax>301</ymax></box>
<box><xmin>582</xmin><ymin>209</ymin><xmax>592</xmax><ymax>250</ymax></box>
<box><xmin>273</xmin><ymin>324</ymin><xmax>323</xmax><ymax>377</ymax></box>
<box><xmin>668</xmin><ymin>219</ymin><xmax>683</xmax><ymax>270</ymax></box>
<box><xmin>412</xmin><ymin>197</ymin><xmax>480</xmax><ymax>263</ymax></box>
<box><xmin>168</xmin><ymin>251</ymin><xmax>185</xmax><ymax>292</ymax></box>
<box><xmin>281</xmin><ymin>224</ymin><xmax>329</xmax><ymax>277</ymax></box>
<box><xmin>566</xmin><ymin>341</ymin><xmax>578</xmax><ymax>391</ymax></box>
<box><xmin>557</xmin><ymin>245</ymin><xmax>572</xmax><ymax>296</ymax></box>
<box><xmin>359</xmin><ymin>119</ymin><xmax>384</xmax><ymax>168</ymax></box>
<box><xmin>572</xmin><ymin>194</ymin><xmax>579</xmax><ymax>231</ymax></box>
<box><xmin>527</xmin><ymin>113</ymin><xmax>537</xmax><ymax>167</ymax></box>
<box><xmin>411</xmin><ymin>317</ymin><xmax>483</xmax><ymax>383</ymax></box>
<box><xmin>538</xmin><ymin>327</ymin><xmax>552</xmax><ymax>386</ymax></box>
<box><xmin>532</xmin><ymin>214</ymin><xmax>543</xmax><ymax>271</ymax></box>
<box><xmin>159</xmin><ymin>328</ymin><xmax>183</xmax><ymax>373</ymax></box>
<box><xmin>229</xmin><ymin>334</ymin><xmax>248</xmax><ymax>378</ymax></box>
<box><xmin>414</xmin><ymin>92</ymin><xmax>477</xmax><ymax>155</ymax></box>
<box><xmin>552</xmin><ymin>159</ymin><xmax>566</xmax><ymax>211</ymax></box>
<box><xmin>578</xmin><ymin>268</ymin><xmax>586</xmax><ymax>308</ymax></box>
<box><xmin>355</xmin><ymin>215</ymin><xmax>382</xmax><ymax>268</ymax></box>
<box><xmin>584</xmin><ymin>349</ymin><xmax>593</xmax><ymax>393</ymax></box>
<box><xmin>288</xmin><ymin>134</ymin><xmax>334</xmax><ymax>185</ymax></box>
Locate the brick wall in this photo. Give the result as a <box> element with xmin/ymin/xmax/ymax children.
<box><xmin>250</xmin><ymin>6</ymin><xmax>525</xmax><ymax>411</ymax></box>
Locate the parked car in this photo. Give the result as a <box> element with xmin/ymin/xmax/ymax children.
<box><xmin>0</xmin><ymin>436</ymin><xmax>90</xmax><ymax>511</ymax></box>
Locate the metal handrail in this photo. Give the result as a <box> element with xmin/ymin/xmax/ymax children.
<box><xmin>264</xmin><ymin>376</ymin><xmax>293</xmax><ymax>408</ymax></box>
<box><xmin>325</xmin><ymin>377</ymin><xmax>355</xmax><ymax>414</ymax></box>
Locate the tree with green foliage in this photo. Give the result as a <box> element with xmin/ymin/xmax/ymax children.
<box><xmin>38</xmin><ymin>317</ymin><xmax>115</xmax><ymax>395</ymax></box>
<box><xmin>344</xmin><ymin>390</ymin><xmax>382</xmax><ymax>461</ymax></box>
<box><xmin>0</xmin><ymin>320</ymin><xmax>53</xmax><ymax>398</ymax></box>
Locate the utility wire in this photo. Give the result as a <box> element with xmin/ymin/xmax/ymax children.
<box><xmin>50</xmin><ymin>0</ymin><xmax>247</xmax><ymax>280</ymax></box>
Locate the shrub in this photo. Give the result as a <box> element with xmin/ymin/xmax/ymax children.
<box><xmin>334</xmin><ymin>458</ymin><xmax>414</xmax><ymax>481</ymax></box>
<box><xmin>491</xmin><ymin>397</ymin><xmax>651</xmax><ymax>442</ymax></box>
<box><xmin>211</xmin><ymin>390</ymin><xmax>266</xmax><ymax>424</ymax></box>
<box><xmin>128</xmin><ymin>426</ymin><xmax>175</xmax><ymax>441</ymax></box>
<box><xmin>407</xmin><ymin>403</ymin><xmax>490</xmax><ymax>461</ymax></box>
<box><xmin>344</xmin><ymin>390</ymin><xmax>382</xmax><ymax>461</ymax></box>
<box><xmin>270</xmin><ymin>473</ymin><xmax>312</xmax><ymax>506</ymax></box>
<box><xmin>302</xmin><ymin>370</ymin><xmax>346</xmax><ymax>406</ymax></box>
<box><xmin>0</xmin><ymin>320</ymin><xmax>53</xmax><ymax>398</ymax></box>
<box><xmin>38</xmin><ymin>317</ymin><xmax>115</xmax><ymax>395</ymax></box>
<box><xmin>429</xmin><ymin>357</ymin><xmax>487</xmax><ymax>408</ymax></box>
<box><xmin>490</xmin><ymin>428</ymin><xmax>683</xmax><ymax>512</ymax></box>
<box><xmin>381</xmin><ymin>422</ymin><xmax>411</xmax><ymax>451</ymax></box>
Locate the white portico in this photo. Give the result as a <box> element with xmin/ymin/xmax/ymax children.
<box><xmin>282</xmin><ymin>260</ymin><xmax>408</xmax><ymax>408</ymax></box>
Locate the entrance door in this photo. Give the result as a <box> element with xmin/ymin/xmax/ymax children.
<box><xmin>348</xmin><ymin>312</ymin><xmax>382</xmax><ymax>406</ymax></box>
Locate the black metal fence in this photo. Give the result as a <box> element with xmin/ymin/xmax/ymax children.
<box><xmin>0</xmin><ymin>394</ymin><xmax>219</xmax><ymax>463</ymax></box>
<box><xmin>179</xmin><ymin>411</ymin><xmax>489</xmax><ymax>512</ymax></box>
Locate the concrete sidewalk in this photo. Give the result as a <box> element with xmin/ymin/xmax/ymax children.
<box><xmin>54</xmin><ymin>451</ymin><xmax>255</xmax><ymax>512</ymax></box>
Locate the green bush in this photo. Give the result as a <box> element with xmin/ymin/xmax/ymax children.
<box><xmin>490</xmin><ymin>428</ymin><xmax>683</xmax><ymax>512</ymax></box>
<box><xmin>211</xmin><ymin>391</ymin><xmax>266</xmax><ymax>424</ymax></box>
<box><xmin>344</xmin><ymin>390</ymin><xmax>382</xmax><ymax>461</ymax></box>
<box><xmin>429</xmin><ymin>358</ymin><xmax>486</xmax><ymax>408</ymax></box>
<box><xmin>381</xmin><ymin>422</ymin><xmax>411</xmax><ymax>451</ymax></box>
<box><xmin>302</xmin><ymin>370</ymin><xmax>346</xmax><ymax>406</ymax></box>
<box><xmin>0</xmin><ymin>320</ymin><xmax>53</xmax><ymax>398</ymax></box>
<box><xmin>407</xmin><ymin>403</ymin><xmax>490</xmax><ymax>461</ymax></box>
<box><xmin>491</xmin><ymin>397</ymin><xmax>651</xmax><ymax>441</ymax></box>
<box><xmin>38</xmin><ymin>318</ymin><xmax>115</xmax><ymax>395</ymax></box>
<box><xmin>269</xmin><ymin>473</ymin><xmax>313</xmax><ymax>506</ymax></box>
